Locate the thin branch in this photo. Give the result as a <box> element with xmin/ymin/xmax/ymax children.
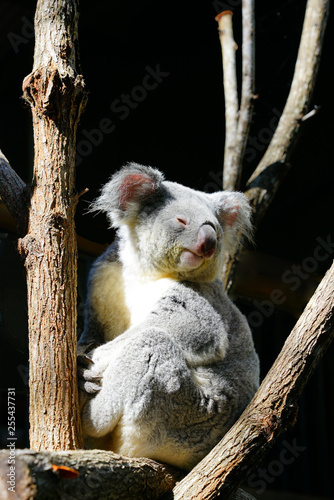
<box><xmin>223</xmin><ymin>0</ymin><xmax>329</xmax><ymax>292</ymax></box>
<box><xmin>216</xmin><ymin>11</ymin><xmax>239</xmax><ymax>190</ymax></box>
<box><xmin>247</xmin><ymin>0</ymin><xmax>329</xmax><ymax>189</ymax></box>
<box><xmin>171</xmin><ymin>259</ymin><xmax>334</xmax><ymax>499</ymax></box>
<box><xmin>301</xmin><ymin>104</ymin><xmax>320</xmax><ymax>121</ymax></box>
<box><xmin>232</xmin><ymin>0</ymin><xmax>255</xmax><ymax>187</ymax></box>
<box><xmin>216</xmin><ymin>1</ymin><xmax>255</xmax><ymax>191</ymax></box>
<box><xmin>0</xmin><ymin>150</ymin><xmax>28</xmax><ymax>233</ymax></box>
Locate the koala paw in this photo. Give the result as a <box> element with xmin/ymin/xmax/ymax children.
<box><xmin>79</xmin><ymin>369</ymin><xmax>102</xmax><ymax>394</ymax></box>
<box><xmin>77</xmin><ymin>343</ymin><xmax>102</xmax><ymax>395</ymax></box>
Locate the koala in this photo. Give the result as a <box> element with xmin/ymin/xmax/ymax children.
<box><xmin>78</xmin><ymin>162</ymin><xmax>259</xmax><ymax>470</ymax></box>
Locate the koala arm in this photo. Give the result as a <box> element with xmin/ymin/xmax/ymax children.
<box><xmin>81</xmin><ymin>326</ymin><xmax>231</xmax><ymax>469</ymax></box>
<box><xmin>78</xmin><ymin>241</ymin><xmax>125</xmax><ymax>396</ymax></box>
<box><xmin>78</xmin><ymin>239</ymin><xmax>128</xmax><ymax>350</ymax></box>
<box><xmin>81</xmin><ymin>281</ymin><xmax>259</xmax><ymax>469</ymax></box>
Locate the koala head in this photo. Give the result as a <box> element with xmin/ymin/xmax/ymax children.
<box><xmin>93</xmin><ymin>163</ymin><xmax>252</xmax><ymax>282</ymax></box>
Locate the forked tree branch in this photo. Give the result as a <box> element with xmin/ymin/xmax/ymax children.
<box><xmin>246</xmin><ymin>0</ymin><xmax>329</xmax><ymax>220</ymax></box>
<box><xmin>170</xmin><ymin>259</ymin><xmax>334</xmax><ymax>499</ymax></box>
<box><xmin>0</xmin><ymin>1</ymin><xmax>330</xmax><ymax>498</ymax></box>
<box><xmin>216</xmin><ymin>0</ymin><xmax>255</xmax><ymax>191</ymax></box>
<box><xmin>223</xmin><ymin>0</ymin><xmax>329</xmax><ymax>292</ymax></box>
<box><xmin>2</xmin><ymin>257</ymin><xmax>332</xmax><ymax>499</ymax></box>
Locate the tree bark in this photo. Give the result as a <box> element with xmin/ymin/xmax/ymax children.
<box><xmin>0</xmin><ymin>0</ymin><xmax>331</xmax><ymax>497</ymax></box>
<box><xmin>0</xmin><ymin>450</ymin><xmax>256</xmax><ymax>500</ymax></box>
<box><xmin>0</xmin><ymin>449</ymin><xmax>183</xmax><ymax>500</ymax></box>
<box><xmin>215</xmin><ymin>11</ymin><xmax>239</xmax><ymax>191</ymax></box>
<box><xmin>246</xmin><ymin>0</ymin><xmax>329</xmax><ymax>219</ymax></box>
<box><xmin>169</xmin><ymin>259</ymin><xmax>334</xmax><ymax>500</ymax></box>
<box><xmin>1</xmin><ymin>259</ymin><xmax>333</xmax><ymax>499</ymax></box>
<box><xmin>18</xmin><ymin>0</ymin><xmax>87</xmax><ymax>450</ymax></box>
<box><xmin>222</xmin><ymin>0</ymin><xmax>329</xmax><ymax>293</ymax></box>
<box><xmin>222</xmin><ymin>0</ymin><xmax>255</xmax><ymax>190</ymax></box>
<box><xmin>0</xmin><ymin>150</ymin><xmax>28</xmax><ymax>235</ymax></box>
<box><xmin>231</xmin><ymin>0</ymin><xmax>255</xmax><ymax>191</ymax></box>
<box><xmin>216</xmin><ymin>0</ymin><xmax>255</xmax><ymax>192</ymax></box>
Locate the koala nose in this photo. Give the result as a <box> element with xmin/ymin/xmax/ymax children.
<box><xmin>196</xmin><ymin>224</ymin><xmax>217</xmax><ymax>258</ymax></box>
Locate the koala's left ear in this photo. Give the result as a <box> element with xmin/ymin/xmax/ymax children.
<box><xmin>92</xmin><ymin>162</ymin><xmax>164</xmax><ymax>227</ymax></box>
<box><xmin>211</xmin><ymin>190</ymin><xmax>253</xmax><ymax>245</ymax></box>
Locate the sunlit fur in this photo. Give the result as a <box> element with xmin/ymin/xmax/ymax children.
<box><xmin>79</xmin><ymin>163</ymin><xmax>259</xmax><ymax>470</ymax></box>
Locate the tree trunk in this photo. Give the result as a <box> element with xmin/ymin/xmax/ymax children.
<box><xmin>18</xmin><ymin>0</ymin><xmax>87</xmax><ymax>450</ymax></box>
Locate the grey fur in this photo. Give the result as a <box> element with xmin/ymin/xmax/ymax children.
<box><xmin>79</xmin><ymin>163</ymin><xmax>259</xmax><ymax>470</ymax></box>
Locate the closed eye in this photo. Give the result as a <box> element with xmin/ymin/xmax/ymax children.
<box><xmin>175</xmin><ymin>217</ymin><xmax>188</xmax><ymax>228</ymax></box>
<box><xmin>202</xmin><ymin>221</ymin><xmax>216</xmax><ymax>230</ymax></box>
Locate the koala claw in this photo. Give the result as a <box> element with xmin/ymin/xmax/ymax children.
<box><xmin>78</xmin><ymin>370</ymin><xmax>102</xmax><ymax>393</ymax></box>
<box><xmin>78</xmin><ymin>346</ymin><xmax>103</xmax><ymax>394</ymax></box>
<box><xmin>84</xmin><ymin>354</ymin><xmax>94</xmax><ymax>364</ymax></box>
<box><xmin>77</xmin><ymin>343</ymin><xmax>99</xmax><ymax>370</ymax></box>
<box><xmin>82</xmin><ymin>380</ymin><xmax>102</xmax><ymax>394</ymax></box>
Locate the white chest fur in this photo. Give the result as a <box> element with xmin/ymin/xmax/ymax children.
<box><xmin>122</xmin><ymin>270</ymin><xmax>175</xmax><ymax>327</ymax></box>
<box><xmin>119</xmin><ymin>226</ymin><xmax>175</xmax><ymax>327</ymax></box>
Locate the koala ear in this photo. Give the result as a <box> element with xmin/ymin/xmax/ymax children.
<box><xmin>211</xmin><ymin>190</ymin><xmax>253</xmax><ymax>247</ymax></box>
<box><xmin>92</xmin><ymin>162</ymin><xmax>164</xmax><ymax>227</ymax></box>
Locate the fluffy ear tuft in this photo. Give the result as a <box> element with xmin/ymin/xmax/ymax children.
<box><xmin>211</xmin><ymin>190</ymin><xmax>253</xmax><ymax>250</ymax></box>
<box><xmin>91</xmin><ymin>162</ymin><xmax>164</xmax><ymax>227</ymax></box>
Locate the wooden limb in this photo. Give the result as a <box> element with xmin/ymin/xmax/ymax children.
<box><xmin>170</xmin><ymin>259</ymin><xmax>334</xmax><ymax>500</ymax></box>
<box><xmin>0</xmin><ymin>449</ymin><xmax>255</xmax><ymax>500</ymax></box>
<box><xmin>223</xmin><ymin>162</ymin><xmax>292</xmax><ymax>293</ymax></box>
<box><xmin>216</xmin><ymin>2</ymin><xmax>255</xmax><ymax>191</ymax></box>
<box><xmin>223</xmin><ymin>0</ymin><xmax>329</xmax><ymax>292</ymax></box>
<box><xmin>0</xmin><ymin>150</ymin><xmax>28</xmax><ymax>234</ymax></box>
<box><xmin>248</xmin><ymin>0</ymin><xmax>329</xmax><ymax>185</ymax></box>
<box><xmin>231</xmin><ymin>0</ymin><xmax>255</xmax><ymax>188</ymax></box>
<box><xmin>0</xmin><ymin>449</ymin><xmax>183</xmax><ymax>500</ymax></box>
<box><xmin>21</xmin><ymin>0</ymin><xmax>87</xmax><ymax>451</ymax></box>
<box><xmin>215</xmin><ymin>11</ymin><xmax>239</xmax><ymax>191</ymax></box>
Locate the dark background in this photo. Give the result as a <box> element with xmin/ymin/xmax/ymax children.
<box><xmin>0</xmin><ymin>1</ymin><xmax>333</xmax><ymax>498</ymax></box>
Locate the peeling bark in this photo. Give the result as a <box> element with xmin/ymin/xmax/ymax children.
<box><xmin>19</xmin><ymin>0</ymin><xmax>87</xmax><ymax>450</ymax></box>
